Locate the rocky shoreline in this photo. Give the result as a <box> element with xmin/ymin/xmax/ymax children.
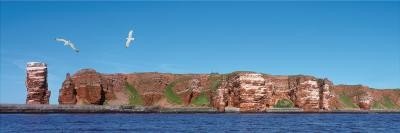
<box><xmin>1</xmin><ymin>104</ymin><xmax>399</xmax><ymax>113</ymax></box>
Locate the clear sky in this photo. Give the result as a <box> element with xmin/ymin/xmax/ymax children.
<box><xmin>1</xmin><ymin>1</ymin><xmax>399</xmax><ymax>104</ymax></box>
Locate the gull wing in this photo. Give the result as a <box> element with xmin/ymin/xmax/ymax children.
<box><xmin>55</xmin><ymin>38</ymin><xmax>68</xmax><ymax>43</ymax></box>
<box><xmin>68</xmin><ymin>42</ymin><xmax>79</xmax><ymax>53</ymax></box>
<box><xmin>128</xmin><ymin>30</ymin><xmax>133</xmax><ymax>38</ymax></box>
<box><xmin>125</xmin><ymin>39</ymin><xmax>131</xmax><ymax>48</ymax></box>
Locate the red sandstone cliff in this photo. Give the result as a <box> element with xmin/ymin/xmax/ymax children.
<box><xmin>332</xmin><ymin>85</ymin><xmax>400</xmax><ymax>110</ymax></box>
<box><xmin>212</xmin><ymin>73</ymin><xmax>334</xmax><ymax>112</ymax></box>
<box><xmin>59</xmin><ymin>69</ymin><xmax>211</xmax><ymax>107</ymax></box>
<box><xmin>26</xmin><ymin>62</ymin><xmax>50</xmax><ymax>104</ymax></box>
<box><xmin>58</xmin><ymin>69</ymin><xmax>400</xmax><ymax>112</ymax></box>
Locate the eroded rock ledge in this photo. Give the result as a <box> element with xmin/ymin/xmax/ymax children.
<box><xmin>58</xmin><ymin>69</ymin><xmax>400</xmax><ymax>112</ymax></box>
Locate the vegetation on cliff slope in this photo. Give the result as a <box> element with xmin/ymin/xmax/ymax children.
<box><xmin>274</xmin><ymin>99</ymin><xmax>294</xmax><ymax>108</ymax></box>
<box><xmin>372</xmin><ymin>96</ymin><xmax>399</xmax><ymax>109</ymax></box>
<box><xmin>189</xmin><ymin>75</ymin><xmax>223</xmax><ymax>106</ymax></box>
<box><xmin>191</xmin><ymin>92</ymin><xmax>210</xmax><ymax>106</ymax></box>
<box><xmin>381</xmin><ymin>96</ymin><xmax>398</xmax><ymax>109</ymax></box>
<box><xmin>125</xmin><ymin>83</ymin><xmax>143</xmax><ymax>105</ymax></box>
<box><xmin>209</xmin><ymin>75</ymin><xmax>222</xmax><ymax>92</ymax></box>
<box><xmin>164</xmin><ymin>82</ymin><xmax>183</xmax><ymax>105</ymax></box>
<box><xmin>338</xmin><ymin>93</ymin><xmax>359</xmax><ymax>109</ymax></box>
<box><xmin>372</xmin><ymin>101</ymin><xmax>385</xmax><ymax>109</ymax></box>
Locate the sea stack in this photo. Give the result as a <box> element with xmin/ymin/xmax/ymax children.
<box><xmin>26</xmin><ymin>62</ymin><xmax>51</xmax><ymax>104</ymax></box>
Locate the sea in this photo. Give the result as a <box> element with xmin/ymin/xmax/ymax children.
<box><xmin>1</xmin><ymin>113</ymin><xmax>400</xmax><ymax>132</ymax></box>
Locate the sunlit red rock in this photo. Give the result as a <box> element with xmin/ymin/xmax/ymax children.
<box><xmin>26</xmin><ymin>62</ymin><xmax>50</xmax><ymax>104</ymax></box>
<box><xmin>58</xmin><ymin>68</ymin><xmax>399</xmax><ymax>112</ymax></box>
<box><xmin>58</xmin><ymin>73</ymin><xmax>76</xmax><ymax>104</ymax></box>
<box><xmin>333</xmin><ymin>85</ymin><xmax>373</xmax><ymax>110</ymax></box>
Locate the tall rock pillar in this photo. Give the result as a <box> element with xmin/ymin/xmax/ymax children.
<box><xmin>25</xmin><ymin>62</ymin><xmax>51</xmax><ymax>104</ymax></box>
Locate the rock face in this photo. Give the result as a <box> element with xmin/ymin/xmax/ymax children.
<box><xmin>72</xmin><ymin>69</ymin><xmax>104</xmax><ymax>105</ymax></box>
<box><xmin>358</xmin><ymin>92</ymin><xmax>373</xmax><ymax>109</ymax></box>
<box><xmin>333</xmin><ymin>85</ymin><xmax>373</xmax><ymax>110</ymax></box>
<box><xmin>58</xmin><ymin>73</ymin><xmax>76</xmax><ymax>104</ymax></box>
<box><xmin>59</xmin><ymin>69</ymin><xmax>400</xmax><ymax>112</ymax></box>
<box><xmin>213</xmin><ymin>73</ymin><xmax>334</xmax><ymax>112</ymax></box>
<box><xmin>289</xmin><ymin>76</ymin><xmax>334</xmax><ymax>111</ymax></box>
<box><xmin>26</xmin><ymin>62</ymin><xmax>50</xmax><ymax>104</ymax></box>
<box><xmin>58</xmin><ymin>69</ymin><xmax>128</xmax><ymax>105</ymax></box>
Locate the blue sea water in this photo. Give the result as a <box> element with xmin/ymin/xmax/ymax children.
<box><xmin>1</xmin><ymin>113</ymin><xmax>400</xmax><ymax>132</ymax></box>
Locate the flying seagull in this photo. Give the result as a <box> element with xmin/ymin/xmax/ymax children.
<box><xmin>125</xmin><ymin>30</ymin><xmax>135</xmax><ymax>48</ymax></box>
<box><xmin>55</xmin><ymin>38</ymin><xmax>79</xmax><ymax>53</ymax></box>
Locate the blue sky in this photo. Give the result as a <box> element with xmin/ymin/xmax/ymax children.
<box><xmin>1</xmin><ymin>1</ymin><xmax>399</xmax><ymax>104</ymax></box>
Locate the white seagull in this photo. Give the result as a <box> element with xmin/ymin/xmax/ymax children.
<box><xmin>125</xmin><ymin>30</ymin><xmax>135</xmax><ymax>48</ymax></box>
<box><xmin>55</xmin><ymin>38</ymin><xmax>79</xmax><ymax>53</ymax></box>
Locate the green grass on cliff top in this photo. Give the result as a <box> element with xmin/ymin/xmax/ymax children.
<box><xmin>125</xmin><ymin>83</ymin><xmax>143</xmax><ymax>105</ymax></box>
<box><xmin>274</xmin><ymin>99</ymin><xmax>294</xmax><ymax>108</ymax></box>
<box><xmin>191</xmin><ymin>92</ymin><xmax>210</xmax><ymax>106</ymax></box>
<box><xmin>164</xmin><ymin>82</ymin><xmax>183</xmax><ymax>105</ymax></box>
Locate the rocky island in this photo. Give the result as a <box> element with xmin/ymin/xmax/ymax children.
<box><xmin>55</xmin><ymin>68</ymin><xmax>399</xmax><ymax>113</ymax></box>
<box><xmin>1</xmin><ymin>62</ymin><xmax>399</xmax><ymax>113</ymax></box>
<box><xmin>55</xmin><ymin>69</ymin><xmax>400</xmax><ymax>112</ymax></box>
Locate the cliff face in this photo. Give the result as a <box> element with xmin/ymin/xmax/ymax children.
<box><xmin>58</xmin><ymin>73</ymin><xmax>76</xmax><ymax>104</ymax></box>
<box><xmin>58</xmin><ymin>69</ymin><xmax>400</xmax><ymax>112</ymax></box>
<box><xmin>58</xmin><ymin>69</ymin><xmax>213</xmax><ymax>106</ymax></box>
<box><xmin>58</xmin><ymin>69</ymin><xmax>127</xmax><ymax>105</ymax></box>
<box><xmin>26</xmin><ymin>62</ymin><xmax>50</xmax><ymax>104</ymax></box>
<box><xmin>213</xmin><ymin>73</ymin><xmax>334</xmax><ymax>112</ymax></box>
<box><xmin>333</xmin><ymin>85</ymin><xmax>400</xmax><ymax>110</ymax></box>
